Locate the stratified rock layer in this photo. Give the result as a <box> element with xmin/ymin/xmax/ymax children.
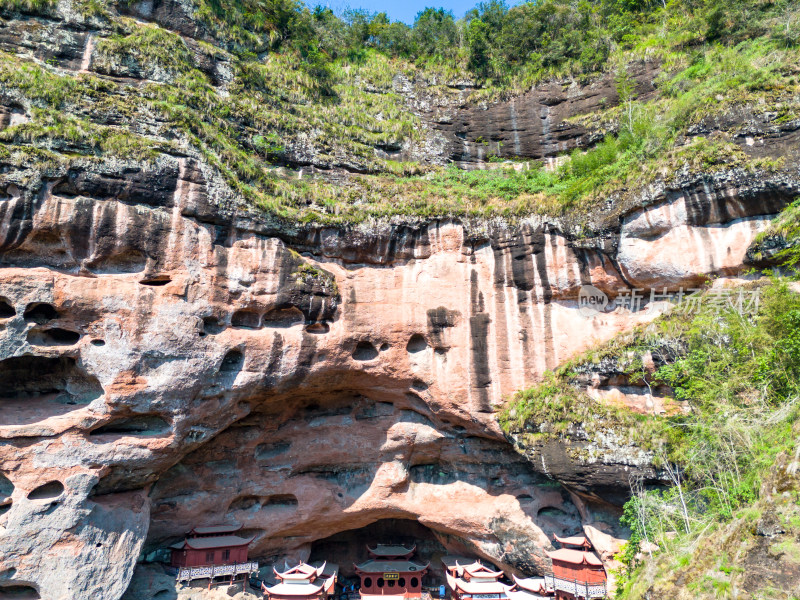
<box><xmin>0</xmin><ymin>146</ymin><xmax>794</xmax><ymax>599</ymax></box>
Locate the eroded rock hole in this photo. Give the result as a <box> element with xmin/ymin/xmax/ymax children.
<box><xmin>0</xmin><ymin>568</ymin><xmax>16</xmax><ymax>580</ymax></box>
<box><xmin>231</xmin><ymin>309</ymin><xmax>261</xmax><ymax>329</ymax></box>
<box><xmin>352</xmin><ymin>341</ymin><xmax>379</xmax><ymax>361</ymax></box>
<box><xmin>0</xmin><ymin>299</ymin><xmax>14</xmax><ymax>319</ymax></box>
<box><xmin>139</xmin><ymin>276</ymin><xmax>171</xmax><ymax>286</ymax></box>
<box><xmin>26</xmin><ymin>327</ymin><xmax>81</xmax><ymax>346</ymax></box>
<box><xmin>22</xmin><ymin>303</ymin><xmax>58</xmax><ymax>323</ymax></box>
<box><xmin>0</xmin><ymin>474</ymin><xmax>13</xmax><ymax>499</ymax></box>
<box><xmin>217</xmin><ymin>350</ymin><xmax>244</xmax><ymax>387</ymax></box>
<box><xmin>202</xmin><ymin>316</ymin><xmax>225</xmax><ymax>335</ymax></box>
<box><xmin>406</xmin><ymin>334</ymin><xmax>427</xmax><ymax>353</ymax></box>
<box><xmin>537</xmin><ymin>506</ymin><xmax>568</xmax><ymax>518</ymax></box>
<box><xmin>0</xmin><ymin>585</ymin><xmax>40</xmax><ymax>600</ymax></box>
<box><xmin>262</xmin><ymin>306</ymin><xmax>304</xmax><ymax>328</ymax></box>
<box><xmin>219</xmin><ymin>350</ymin><xmax>244</xmax><ymax>372</ymax></box>
<box><xmin>411</xmin><ymin>379</ymin><xmax>429</xmax><ymax>391</ymax></box>
<box><xmin>90</xmin><ymin>414</ymin><xmax>170</xmax><ymax>438</ymax></box>
<box><xmin>309</xmin><ymin>518</ymin><xmax>448</xmax><ymax>582</ymax></box>
<box><xmin>27</xmin><ymin>481</ymin><xmax>64</xmax><ymax>501</ymax></box>
<box><xmin>305</xmin><ymin>322</ymin><xmax>330</xmax><ymax>334</ymax></box>
<box><xmin>0</xmin><ymin>473</ymin><xmax>12</xmax><ymax>517</ymax></box>
<box><xmin>0</xmin><ymin>356</ymin><xmax>104</xmax><ymax>425</ymax></box>
<box><xmin>264</xmin><ymin>494</ymin><xmax>298</xmax><ymax>507</ymax></box>
<box><xmin>90</xmin><ymin>339</ymin><xmax>105</xmax><ymax>347</ymax></box>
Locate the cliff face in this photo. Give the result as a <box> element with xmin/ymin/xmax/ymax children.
<box><xmin>0</xmin><ymin>1</ymin><xmax>798</xmax><ymax>599</ymax></box>
<box><xmin>1</xmin><ymin>152</ymin><xmax>794</xmax><ymax>599</ymax></box>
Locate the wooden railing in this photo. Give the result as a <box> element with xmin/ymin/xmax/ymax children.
<box><xmin>176</xmin><ymin>561</ymin><xmax>259</xmax><ymax>582</ymax></box>
<box><xmin>543</xmin><ymin>574</ymin><xmax>606</xmax><ymax>599</ymax></box>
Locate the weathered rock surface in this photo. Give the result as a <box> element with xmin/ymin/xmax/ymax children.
<box><xmin>428</xmin><ymin>61</ymin><xmax>659</xmax><ymax>163</ymax></box>
<box><xmin>0</xmin><ymin>2</ymin><xmax>798</xmax><ymax>599</ymax></box>
<box><xmin>0</xmin><ymin>144</ymin><xmax>792</xmax><ymax>598</ymax></box>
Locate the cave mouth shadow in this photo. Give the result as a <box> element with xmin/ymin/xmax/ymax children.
<box><xmin>307</xmin><ymin>517</ymin><xmax>489</xmax><ymax>586</ymax></box>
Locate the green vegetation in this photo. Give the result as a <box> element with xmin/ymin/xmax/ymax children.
<box><xmin>0</xmin><ymin>0</ymin><xmax>798</xmax><ymax>224</ymax></box>
<box><xmin>0</xmin><ymin>0</ymin><xmax>55</xmax><ymax>13</ymax></box>
<box><xmin>0</xmin><ymin>108</ymin><xmax>176</xmax><ymax>160</ymax></box>
<box><xmin>500</xmin><ymin>280</ymin><xmax>800</xmax><ymax>598</ymax></box>
<box><xmin>752</xmin><ymin>199</ymin><xmax>800</xmax><ymax>270</ymax></box>
<box><xmin>498</xmin><ymin>371</ymin><xmax>666</xmax><ymax>448</ymax></box>
<box><xmin>178</xmin><ymin>0</ymin><xmax>800</xmax><ymax>88</ymax></box>
<box><xmin>94</xmin><ymin>20</ymin><xmax>197</xmax><ymax>81</ymax></box>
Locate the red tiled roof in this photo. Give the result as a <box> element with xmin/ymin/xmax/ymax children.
<box><xmin>311</xmin><ymin>561</ymin><xmax>340</xmax><ymax>578</ymax></box>
<box><xmin>275</xmin><ymin>561</ymin><xmax>327</xmax><ymax>581</ymax></box>
<box><xmin>553</xmin><ymin>534</ymin><xmax>591</xmax><ymax>548</ymax></box>
<box><xmin>368</xmin><ymin>544</ymin><xmax>416</xmax><ymax>557</ymax></box>
<box><xmin>265</xmin><ymin>581</ymin><xmax>323</xmax><ymax>596</ymax></box>
<box><xmin>173</xmin><ymin>534</ymin><xmax>253</xmax><ymax>550</ymax></box>
<box><xmin>512</xmin><ymin>575</ymin><xmax>548</xmax><ymax>594</ymax></box>
<box><xmin>190</xmin><ymin>524</ymin><xmax>242</xmax><ymax>535</ymax></box>
<box><xmin>546</xmin><ymin>549</ymin><xmax>603</xmax><ymax>566</ymax></box>
<box><xmin>461</xmin><ymin>562</ymin><xmax>503</xmax><ymax>578</ymax></box>
<box><xmin>186</xmin><ymin>535</ymin><xmax>255</xmax><ymax>550</ymax></box>
<box><xmin>446</xmin><ymin>573</ymin><xmax>506</xmax><ymax>595</ymax></box>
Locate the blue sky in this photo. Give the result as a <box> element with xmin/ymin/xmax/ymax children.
<box><xmin>312</xmin><ymin>0</ymin><xmax>523</xmax><ymax>24</ymax></box>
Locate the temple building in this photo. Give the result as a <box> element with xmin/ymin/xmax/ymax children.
<box><xmin>170</xmin><ymin>524</ymin><xmax>254</xmax><ymax>568</ymax></box>
<box><xmin>442</xmin><ymin>556</ymin><xmax>507</xmax><ymax>600</ymax></box>
<box><xmin>544</xmin><ymin>535</ymin><xmax>606</xmax><ymax>600</ymax></box>
<box><xmin>262</xmin><ymin>561</ymin><xmax>339</xmax><ymax>600</ymax></box>
<box><xmin>355</xmin><ymin>544</ymin><xmax>429</xmax><ymax>599</ymax></box>
<box><xmin>170</xmin><ymin>524</ymin><xmax>259</xmax><ymax>586</ymax></box>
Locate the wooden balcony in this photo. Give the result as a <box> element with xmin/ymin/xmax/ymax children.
<box><xmin>176</xmin><ymin>561</ymin><xmax>259</xmax><ymax>583</ymax></box>
<box><xmin>543</xmin><ymin>575</ymin><xmax>606</xmax><ymax>599</ymax></box>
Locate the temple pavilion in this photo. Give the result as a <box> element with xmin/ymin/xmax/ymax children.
<box><xmin>355</xmin><ymin>544</ymin><xmax>429</xmax><ymax>599</ymax></box>
<box><xmin>170</xmin><ymin>524</ymin><xmax>255</xmax><ymax>568</ymax></box>
<box><xmin>442</xmin><ymin>556</ymin><xmax>508</xmax><ymax>600</ymax></box>
<box><xmin>262</xmin><ymin>561</ymin><xmax>339</xmax><ymax>600</ymax></box>
<box><xmin>170</xmin><ymin>524</ymin><xmax>259</xmax><ymax>586</ymax></box>
<box><xmin>544</xmin><ymin>535</ymin><xmax>606</xmax><ymax>600</ymax></box>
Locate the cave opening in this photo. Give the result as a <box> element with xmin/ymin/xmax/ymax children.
<box><xmin>0</xmin><ymin>584</ymin><xmax>40</xmax><ymax>600</ymax></box>
<box><xmin>26</xmin><ymin>327</ymin><xmax>81</xmax><ymax>346</ymax></box>
<box><xmin>89</xmin><ymin>414</ymin><xmax>171</xmax><ymax>439</ymax></box>
<box><xmin>0</xmin><ymin>298</ymin><xmax>15</xmax><ymax>319</ymax></box>
<box><xmin>22</xmin><ymin>303</ymin><xmax>58</xmax><ymax>323</ymax></box>
<box><xmin>0</xmin><ymin>356</ymin><xmax>104</xmax><ymax>426</ymax></box>
<box><xmin>27</xmin><ymin>481</ymin><xmax>64</xmax><ymax>501</ymax></box>
<box><xmin>308</xmin><ymin>518</ymin><xmax>453</xmax><ymax>584</ymax></box>
<box><xmin>139</xmin><ymin>276</ymin><xmax>171</xmax><ymax>286</ymax></box>
<box><xmin>231</xmin><ymin>309</ymin><xmax>261</xmax><ymax>329</ymax></box>
<box><xmin>0</xmin><ymin>473</ymin><xmax>12</xmax><ymax>517</ymax></box>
